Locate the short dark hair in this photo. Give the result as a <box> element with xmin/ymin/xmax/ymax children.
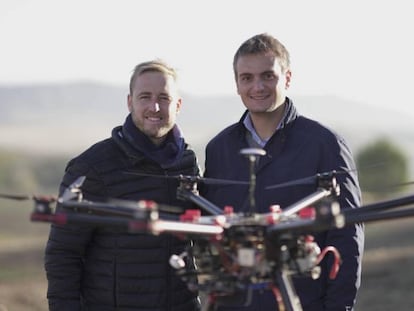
<box><xmin>233</xmin><ymin>33</ymin><xmax>290</xmax><ymax>79</ymax></box>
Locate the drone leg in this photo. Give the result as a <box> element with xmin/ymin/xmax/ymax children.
<box><xmin>270</xmin><ymin>286</ymin><xmax>285</xmax><ymax>311</ymax></box>
<box><xmin>201</xmin><ymin>294</ymin><xmax>216</xmax><ymax>311</ymax></box>
<box><xmin>273</xmin><ymin>269</ymin><xmax>303</xmax><ymax>311</ymax></box>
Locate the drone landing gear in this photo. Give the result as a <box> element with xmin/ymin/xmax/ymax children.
<box><xmin>272</xmin><ymin>269</ymin><xmax>303</xmax><ymax>311</ymax></box>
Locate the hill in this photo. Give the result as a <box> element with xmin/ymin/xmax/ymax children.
<box><xmin>0</xmin><ymin>82</ymin><xmax>413</xmax><ymax>176</ymax></box>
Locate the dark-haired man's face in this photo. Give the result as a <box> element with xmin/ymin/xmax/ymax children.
<box><xmin>236</xmin><ymin>52</ymin><xmax>291</xmax><ymax>114</ymax></box>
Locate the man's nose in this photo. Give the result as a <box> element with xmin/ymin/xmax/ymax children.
<box><xmin>150</xmin><ymin>102</ymin><xmax>160</xmax><ymax>112</ymax></box>
<box><xmin>253</xmin><ymin>78</ymin><xmax>265</xmax><ymax>90</ymax></box>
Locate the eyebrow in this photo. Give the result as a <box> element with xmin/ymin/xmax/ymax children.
<box><xmin>137</xmin><ymin>91</ymin><xmax>152</xmax><ymax>96</ymax></box>
<box><xmin>238</xmin><ymin>70</ymin><xmax>276</xmax><ymax>77</ymax></box>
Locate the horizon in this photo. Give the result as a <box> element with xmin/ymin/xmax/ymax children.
<box><xmin>1</xmin><ymin>84</ymin><xmax>413</xmax><ymax>180</ymax></box>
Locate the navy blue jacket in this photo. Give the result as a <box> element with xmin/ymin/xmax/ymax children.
<box><xmin>201</xmin><ymin>98</ymin><xmax>364</xmax><ymax>311</ymax></box>
<box><xmin>45</xmin><ymin>125</ymin><xmax>201</xmax><ymax>311</ymax></box>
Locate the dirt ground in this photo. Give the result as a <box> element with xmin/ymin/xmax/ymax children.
<box><xmin>1</xmin><ymin>205</ymin><xmax>414</xmax><ymax>310</ymax></box>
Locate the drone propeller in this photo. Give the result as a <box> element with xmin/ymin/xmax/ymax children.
<box><xmin>265</xmin><ymin>170</ymin><xmax>352</xmax><ymax>190</ymax></box>
<box><xmin>0</xmin><ymin>192</ymin><xmax>57</xmax><ymax>203</ymax></box>
<box><xmin>265</xmin><ymin>175</ymin><xmax>317</xmax><ymax>190</ymax></box>
<box><xmin>59</xmin><ymin>176</ymin><xmax>86</xmax><ymax>202</ymax></box>
<box><xmin>0</xmin><ymin>193</ymin><xmax>33</xmax><ymax>201</ymax></box>
<box><xmin>124</xmin><ymin>171</ymin><xmax>250</xmax><ymax>186</ymax></box>
<box><xmin>0</xmin><ymin>176</ymin><xmax>85</xmax><ymax>204</ymax></box>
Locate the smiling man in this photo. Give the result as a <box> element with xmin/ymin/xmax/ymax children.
<box><xmin>201</xmin><ymin>33</ymin><xmax>364</xmax><ymax>311</ymax></box>
<box><xmin>44</xmin><ymin>59</ymin><xmax>201</xmax><ymax>311</ymax></box>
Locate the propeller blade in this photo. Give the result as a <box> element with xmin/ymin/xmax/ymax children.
<box><xmin>59</xmin><ymin>176</ymin><xmax>87</xmax><ymax>202</ymax></box>
<box><xmin>0</xmin><ymin>193</ymin><xmax>32</xmax><ymax>201</ymax></box>
<box><xmin>265</xmin><ymin>169</ymin><xmax>352</xmax><ymax>190</ymax></box>
<box><xmin>265</xmin><ymin>176</ymin><xmax>317</xmax><ymax>190</ymax></box>
<box><xmin>198</xmin><ymin>177</ymin><xmax>249</xmax><ymax>185</ymax></box>
<box><xmin>0</xmin><ymin>193</ymin><xmax>57</xmax><ymax>203</ymax></box>
<box><xmin>71</xmin><ymin>175</ymin><xmax>86</xmax><ymax>188</ymax></box>
<box><xmin>124</xmin><ymin>171</ymin><xmax>190</xmax><ymax>180</ymax></box>
<box><xmin>124</xmin><ymin>171</ymin><xmax>249</xmax><ymax>186</ymax></box>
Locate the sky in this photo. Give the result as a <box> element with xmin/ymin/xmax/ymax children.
<box><xmin>1</xmin><ymin>0</ymin><xmax>414</xmax><ymax>117</ymax></box>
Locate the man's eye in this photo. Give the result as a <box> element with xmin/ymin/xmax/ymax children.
<box><xmin>159</xmin><ymin>96</ymin><xmax>172</xmax><ymax>103</ymax></box>
<box><xmin>139</xmin><ymin>95</ymin><xmax>151</xmax><ymax>100</ymax></box>
<box><xmin>240</xmin><ymin>76</ymin><xmax>251</xmax><ymax>82</ymax></box>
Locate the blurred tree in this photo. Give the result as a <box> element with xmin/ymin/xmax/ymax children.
<box><xmin>356</xmin><ymin>138</ymin><xmax>409</xmax><ymax>196</ymax></box>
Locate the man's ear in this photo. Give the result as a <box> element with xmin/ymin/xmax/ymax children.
<box><xmin>127</xmin><ymin>94</ymin><xmax>133</xmax><ymax>112</ymax></box>
<box><xmin>236</xmin><ymin>80</ymin><xmax>241</xmax><ymax>95</ymax></box>
<box><xmin>285</xmin><ymin>70</ymin><xmax>292</xmax><ymax>89</ymax></box>
<box><xmin>176</xmin><ymin>98</ymin><xmax>182</xmax><ymax>113</ymax></box>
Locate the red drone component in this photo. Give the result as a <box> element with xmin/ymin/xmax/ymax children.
<box><xmin>223</xmin><ymin>206</ymin><xmax>234</xmax><ymax>215</ymax></box>
<box><xmin>298</xmin><ymin>207</ymin><xmax>316</xmax><ymax>219</ymax></box>
<box><xmin>137</xmin><ymin>200</ymin><xmax>157</xmax><ymax>210</ymax></box>
<box><xmin>267</xmin><ymin>204</ymin><xmax>282</xmax><ymax>224</ymax></box>
<box><xmin>315</xmin><ymin>246</ymin><xmax>342</xmax><ymax>279</ymax></box>
<box><xmin>180</xmin><ymin>209</ymin><xmax>201</xmax><ymax>222</ymax></box>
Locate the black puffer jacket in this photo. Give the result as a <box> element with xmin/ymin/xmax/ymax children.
<box><xmin>44</xmin><ymin>125</ymin><xmax>201</xmax><ymax>311</ymax></box>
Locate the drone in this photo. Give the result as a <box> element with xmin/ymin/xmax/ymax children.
<box><xmin>1</xmin><ymin>148</ymin><xmax>414</xmax><ymax>311</ymax></box>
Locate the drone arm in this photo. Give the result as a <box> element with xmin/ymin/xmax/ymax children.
<box><xmin>281</xmin><ymin>188</ymin><xmax>332</xmax><ymax>217</ymax></box>
<box><xmin>343</xmin><ymin>194</ymin><xmax>414</xmax><ymax>216</ymax></box>
<box><xmin>59</xmin><ymin>200</ymin><xmax>138</xmax><ymax>217</ymax></box>
<box><xmin>177</xmin><ymin>188</ymin><xmax>223</xmax><ymax>216</ymax></box>
<box><xmin>31</xmin><ymin>210</ymin><xmax>149</xmax><ymax>230</ymax></box>
<box><xmin>134</xmin><ymin>219</ymin><xmax>223</xmax><ymax>236</ymax></box>
<box><xmin>343</xmin><ymin>204</ymin><xmax>414</xmax><ymax>225</ymax></box>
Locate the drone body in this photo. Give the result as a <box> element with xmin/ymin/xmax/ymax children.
<box><xmin>1</xmin><ymin>149</ymin><xmax>414</xmax><ymax>311</ymax></box>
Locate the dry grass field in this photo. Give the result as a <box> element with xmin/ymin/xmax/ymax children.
<box><xmin>0</xmin><ymin>202</ymin><xmax>49</xmax><ymax>311</ymax></box>
<box><xmin>1</xmin><ymin>198</ymin><xmax>414</xmax><ymax>311</ymax></box>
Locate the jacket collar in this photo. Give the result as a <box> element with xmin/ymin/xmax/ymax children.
<box><xmin>238</xmin><ymin>97</ymin><xmax>298</xmax><ymax>135</ymax></box>
<box><xmin>111</xmin><ymin>114</ymin><xmax>186</xmax><ymax>169</ymax></box>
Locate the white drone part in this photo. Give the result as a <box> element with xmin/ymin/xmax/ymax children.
<box><xmin>238</xmin><ymin>248</ymin><xmax>255</xmax><ymax>267</ymax></box>
<box><xmin>239</xmin><ymin>148</ymin><xmax>267</xmax><ymax>157</ymax></box>
<box><xmin>169</xmin><ymin>252</ymin><xmax>187</xmax><ymax>269</ymax></box>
